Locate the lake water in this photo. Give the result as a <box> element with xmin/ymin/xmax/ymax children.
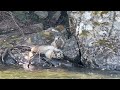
<box><xmin>0</xmin><ymin>66</ymin><xmax>120</xmax><ymax>79</ymax></box>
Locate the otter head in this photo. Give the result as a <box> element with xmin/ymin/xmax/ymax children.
<box><xmin>52</xmin><ymin>50</ymin><xmax>64</xmax><ymax>60</ymax></box>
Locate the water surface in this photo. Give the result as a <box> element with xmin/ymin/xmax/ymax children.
<box><xmin>0</xmin><ymin>66</ymin><xmax>120</xmax><ymax>79</ymax></box>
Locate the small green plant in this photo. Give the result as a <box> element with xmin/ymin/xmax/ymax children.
<box><xmin>93</xmin><ymin>11</ymin><xmax>109</xmax><ymax>17</ymax></box>
<box><xmin>101</xmin><ymin>22</ymin><xmax>109</xmax><ymax>25</ymax></box>
<box><xmin>79</xmin><ymin>30</ymin><xmax>90</xmax><ymax>37</ymax></box>
<box><xmin>93</xmin><ymin>21</ymin><xmax>101</xmax><ymax>26</ymax></box>
<box><xmin>93</xmin><ymin>11</ymin><xmax>102</xmax><ymax>15</ymax></box>
<box><xmin>100</xmin><ymin>11</ymin><xmax>109</xmax><ymax>17</ymax></box>
<box><xmin>95</xmin><ymin>38</ymin><xmax>115</xmax><ymax>51</ymax></box>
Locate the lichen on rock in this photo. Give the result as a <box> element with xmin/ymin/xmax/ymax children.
<box><xmin>68</xmin><ymin>11</ymin><xmax>120</xmax><ymax>70</ymax></box>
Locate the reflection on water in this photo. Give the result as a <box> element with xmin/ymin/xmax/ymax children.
<box><xmin>0</xmin><ymin>66</ymin><xmax>120</xmax><ymax>79</ymax></box>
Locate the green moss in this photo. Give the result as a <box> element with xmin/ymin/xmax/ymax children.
<box><xmin>95</xmin><ymin>38</ymin><xmax>115</xmax><ymax>50</ymax></box>
<box><xmin>0</xmin><ymin>35</ymin><xmax>21</xmax><ymax>48</ymax></box>
<box><xmin>96</xmin><ymin>39</ymin><xmax>109</xmax><ymax>46</ymax></box>
<box><xmin>93</xmin><ymin>11</ymin><xmax>109</xmax><ymax>17</ymax></box>
<box><xmin>101</xmin><ymin>11</ymin><xmax>109</xmax><ymax>14</ymax></box>
<box><xmin>42</xmin><ymin>31</ymin><xmax>51</xmax><ymax>36</ymax></box>
<box><xmin>0</xmin><ymin>40</ymin><xmax>12</xmax><ymax>48</ymax></box>
<box><xmin>100</xmin><ymin>11</ymin><xmax>109</xmax><ymax>17</ymax></box>
<box><xmin>80</xmin><ymin>30</ymin><xmax>90</xmax><ymax>37</ymax></box>
<box><xmin>93</xmin><ymin>21</ymin><xmax>101</xmax><ymax>26</ymax></box>
<box><xmin>40</xmin><ymin>31</ymin><xmax>54</xmax><ymax>40</ymax></box>
<box><xmin>79</xmin><ymin>11</ymin><xmax>85</xmax><ymax>14</ymax></box>
<box><xmin>101</xmin><ymin>22</ymin><xmax>109</xmax><ymax>25</ymax></box>
<box><xmin>93</xmin><ymin>11</ymin><xmax>102</xmax><ymax>15</ymax></box>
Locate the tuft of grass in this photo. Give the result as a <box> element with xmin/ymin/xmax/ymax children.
<box><xmin>79</xmin><ymin>30</ymin><xmax>90</xmax><ymax>38</ymax></box>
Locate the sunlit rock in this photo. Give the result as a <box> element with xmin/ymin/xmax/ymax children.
<box><xmin>114</xmin><ymin>21</ymin><xmax>120</xmax><ymax>30</ymax></box>
<box><xmin>82</xmin><ymin>11</ymin><xmax>92</xmax><ymax>20</ymax></box>
<box><xmin>85</xmin><ymin>24</ymin><xmax>93</xmax><ymax>31</ymax></box>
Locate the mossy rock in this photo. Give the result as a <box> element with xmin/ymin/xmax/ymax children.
<box><xmin>93</xmin><ymin>11</ymin><xmax>102</xmax><ymax>15</ymax></box>
<box><xmin>93</xmin><ymin>21</ymin><xmax>101</xmax><ymax>26</ymax></box>
<box><xmin>95</xmin><ymin>38</ymin><xmax>114</xmax><ymax>50</ymax></box>
<box><xmin>0</xmin><ymin>41</ymin><xmax>12</xmax><ymax>48</ymax></box>
<box><xmin>40</xmin><ymin>31</ymin><xmax>54</xmax><ymax>41</ymax></box>
<box><xmin>100</xmin><ymin>11</ymin><xmax>109</xmax><ymax>17</ymax></box>
<box><xmin>101</xmin><ymin>22</ymin><xmax>109</xmax><ymax>25</ymax></box>
<box><xmin>93</xmin><ymin>11</ymin><xmax>109</xmax><ymax>17</ymax></box>
<box><xmin>79</xmin><ymin>30</ymin><xmax>90</xmax><ymax>37</ymax></box>
<box><xmin>55</xmin><ymin>25</ymin><xmax>65</xmax><ymax>32</ymax></box>
<box><xmin>93</xmin><ymin>21</ymin><xmax>109</xmax><ymax>26</ymax></box>
<box><xmin>95</xmin><ymin>39</ymin><xmax>109</xmax><ymax>46</ymax></box>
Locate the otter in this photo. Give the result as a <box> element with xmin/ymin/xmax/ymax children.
<box><xmin>23</xmin><ymin>45</ymin><xmax>64</xmax><ymax>69</ymax></box>
<box><xmin>29</xmin><ymin>45</ymin><xmax>64</xmax><ymax>60</ymax></box>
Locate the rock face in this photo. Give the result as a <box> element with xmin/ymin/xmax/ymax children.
<box><xmin>0</xmin><ymin>11</ymin><xmax>76</xmax><ymax>70</ymax></box>
<box><xmin>68</xmin><ymin>11</ymin><xmax>120</xmax><ymax>70</ymax></box>
<box><xmin>2</xmin><ymin>11</ymin><xmax>120</xmax><ymax>71</ymax></box>
<box><xmin>0</xmin><ymin>11</ymin><xmax>69</xmax><ymax>39</ymax></box>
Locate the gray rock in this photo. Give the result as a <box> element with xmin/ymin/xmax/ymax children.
<box><xmin>34</xmin><ymin>11</ymin><xmax>48</xmax><ymax>19</ymax></box>
<box><xmin>29</xmin><ymin>23</ymin><xmax>43</xmax><ymax>31</ymax></box>
<box><xmin>26</xmin><ymin>33</ymin><xmax>48</xmax><ymax>45</ymax></box>
<box><xmin>51</xmin><ymin>11</ymin><xmax>61</xmax><ymax>23</ymax></box>
<box><xmin>68</xmin><ymin>11</ymin><xmax>120</xmax><ymax>70</ymax></box>
<box><xmin>63</xmin><ymin>36</ymin><xmax>79</xmax><ymax>59</ymax></box>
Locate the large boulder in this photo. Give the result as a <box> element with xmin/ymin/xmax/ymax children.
<box><xmin>63</xmin><ymin>36</ymin><xmax>79</xmax><ymax>59</ymax></box>
<box><xmin>68</xmin><ymin>11</ymin><xmax>120</xmax><ymax>70</ymax></box>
